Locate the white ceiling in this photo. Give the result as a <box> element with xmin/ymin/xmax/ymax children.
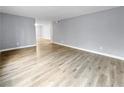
<box><xmin>0</xmin><ymin>6</ymin><xmax>118</xmax><ymax>21</ymax></box>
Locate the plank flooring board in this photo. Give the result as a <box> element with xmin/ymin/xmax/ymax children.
<box><xmin>0</xmin><ymin>39</ymin><xmax>124</xmax><ymax>87</ymax></box>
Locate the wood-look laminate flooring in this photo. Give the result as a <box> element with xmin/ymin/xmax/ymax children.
<box><xmin>0</xmin><ymin>39</ymin><xmax>124</xmax><ymax>87</ymax></box>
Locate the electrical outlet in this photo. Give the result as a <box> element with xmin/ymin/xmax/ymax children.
<box><xmin>16</xmin><ymin>42</ymin><xmax>20</xmax><ymax>46</ymax></box>
<box><xmin>99</xmin><ymin>46</ymin><xmax>103</xmax><ymax>50</ymax></box>
<box><xmin>61</xmin><ymin>40</ymin><xmax>64</xmax><ymax>43</ymax></box>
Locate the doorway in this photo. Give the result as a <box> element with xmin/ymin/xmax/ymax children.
<box><xmin>35</xmin><ymin>21</ymin><xmax>53</xmax><ymax>42</ymax></box>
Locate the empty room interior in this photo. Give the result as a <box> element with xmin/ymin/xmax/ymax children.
<box><xmin>0</xmin><ymin>6</ymin><xmax>124</xmax><ymax>87</ymax></box>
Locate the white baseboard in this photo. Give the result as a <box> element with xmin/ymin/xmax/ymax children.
<box><xmin>1</xmin><ymin>42</ymin><xmax>124</xmax><ymax>60</ymax></box>
<box><xmin>53</xmin><ymin>42</ymin><xmax>124</xmax><ymax>61</ymax></box>
<box><xmin>0</xmin><ymin>44</ymin><xmax>36</xmax><ymax>52</ymax></box>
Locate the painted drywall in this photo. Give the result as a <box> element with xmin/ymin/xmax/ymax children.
<box><xmin>0</xmin><ymin>13</ymin><xmax>2</xmax><ymax>50</ymax></box>
<box><xmin>1</xmin><ymin>13</ymin><xmax>36</xmax><ymax>50</ymax></box>
<box><xmin>35</xmin><ymin>21</ymin><xmax>52</xmax><ymax>40</ymax></box>
<box><xmin>53</xmin><ymin>6</ymin><xmax>124</xmax><ymax>58</ymax></box>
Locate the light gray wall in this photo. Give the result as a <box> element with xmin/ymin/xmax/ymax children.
<box><xmin>0</xmin><ymin>13</ymin><xmax>2</xmax><ymax>50</ymax></box>
<box><xmin>1</xmin><ymin>13</ymin><xmax>36</xmax><ymax>50</ymax></box>
<box><xmin>53</xmin><ymin>6</ymin><xmax>124</xmax><ymax>58</ymax></box>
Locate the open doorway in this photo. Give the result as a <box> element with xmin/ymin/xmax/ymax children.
<box><xmin>35</xmin><ymin>24</ymin><xmax>43</xmax><ymax>40</ymax></box>
<box><xmin>35</xmin><ymin>21</ymin><xmax>53</xmax><ymax>43</ymax></box>
<box><xmin>35</xmin><ymin>21</ymin><xmax>53</xmax><ymax>57</ymax></box>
